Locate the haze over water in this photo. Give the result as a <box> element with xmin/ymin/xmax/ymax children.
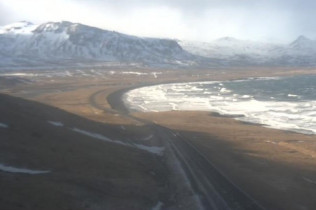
<box><xmin>125</xmin><ymin>74</ymin><xmax>316</xmax><ymax>135</ymax></box>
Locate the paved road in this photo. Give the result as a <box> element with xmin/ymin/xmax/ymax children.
<box><xmin>93</xmin><ymin>88</ymin><xmax>265</xmax><ymax>210</ymax></box>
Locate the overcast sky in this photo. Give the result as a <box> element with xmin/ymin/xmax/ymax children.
<box><xmin>1</xmin><ymin>0</ymin><xmax>315</xmax><ymax>43</ymax></box>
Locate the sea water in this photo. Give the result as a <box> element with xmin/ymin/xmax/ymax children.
<box><xmin>124</xmin><ymin>75</ymin><xmax>316</xmax><ymax>135</ymax></box>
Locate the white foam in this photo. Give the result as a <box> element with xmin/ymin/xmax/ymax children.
<box><xmin>0</xmin><ymin>163</ymin><xmax>50</xmax><ymax>174</ymax></box>
<box><xmin>288</xmin><ymin>94</ymin><xmax>300</xmax><ymax>98</ymax></box>
<box><xmin>0</xmin><ymin>73</ymin><xmax>38</xmax><ymax>77</ymax></box>
<box><xmin>220</xmin><ymin>87</ymin><xmax>231</xmax><ymax>94</ymax></box>
<box><xmin>121</xmin><ymin>71</ymin><xmax>147</xmax><ymax>75</ymax></box>
<box><xmin>124</xmin><ymin>80</ymin><xmax>316</xmax><ymax>135</ymax></box>
<box><xmin>241</xmin><ymin>95</ymin><xmax>252</xmax><ymax>99</ymax></box>
<box><xmin>152</xmin><ymin>72</ymin><xmax>161</xmax><ymax>78</ymax></box>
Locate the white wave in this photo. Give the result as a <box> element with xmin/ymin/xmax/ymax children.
<box><xmin>288</xmin><ymin>94</ymin><xmax>300</xmax><ymax>98</ymax></box>
<box><xmin>220</xmin><ymin>87</ymin><xmax>232</xmax><ymax>93</ymax></box>
<box><xmin>241</xmin><ymin>95</ymin><xmax>252</xmax><ymax>99</ymax></box>
<box><xmin>124</xmin><ymin>79</ymin><xmax>316</xmax><ymax>135</ymax></box>
<box><xmin>121</xmin><ymin>71</ymin><xmax>148</xmax><ymax>75</ymax></box>
<box><xmin>0</xmin><ymin>73</ymin><xmax>38</xmax><ymax>77</ymax></box>
<box><xmin>247</xmin><ymin>76</ymin><xmax>282</xmax><ymax>81</ymax></box>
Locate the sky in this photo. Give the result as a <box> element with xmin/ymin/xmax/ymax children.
<box><xmin>1</xmin><ymin>0</ymin><xmax>316</xmax><ymax>43</ymax></box>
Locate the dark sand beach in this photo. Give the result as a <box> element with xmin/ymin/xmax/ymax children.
<box><xmin>1</xmin><ymin>67</ymin><xmax>316</xmax><ymax>209</ymax></box>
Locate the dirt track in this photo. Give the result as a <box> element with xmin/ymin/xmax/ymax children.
<box><xmin>1</xmin><ymin>67</ymin><xmax>316</xmax><ymax>209</ymax></box>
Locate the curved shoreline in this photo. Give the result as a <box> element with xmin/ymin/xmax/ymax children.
<box><xmin>107</xmin><ymin>82</ymin><xmax>267</xmax><ymax>210</ymax></box>
<box><xmin>106</xmin><ymin>76</ymin><xmax>275</xmax><ymax>113</ymax></box>
<box><xmin>106</xmin><ymin>77</ymin><xmax>316</xmax><ymax>210</ymax></box>
<box><xmin>108</xmin><ymin>76</ymin><xmax>316</xmax><ymax>136</ymax></box>
<box><xmin>107</xmin><ymin>86</ymin><xmax>135</xmax><ymax>114</ymax></box>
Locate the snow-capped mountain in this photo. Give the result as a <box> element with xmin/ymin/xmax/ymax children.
<box><xmin>289</xmin><ymin>35</ymin><xmax>316</xmax><ymax>50</ymax></box>
<box><xmin>1</xmin><ymin>21</ymin><xmax>316</xmax><ymax>69</ymax></box>
<box><xmin>179</xmin><ymin>37</ymin><xmax>281</xmax><ymax>59</ymax></box>
<box><xmin>179</xmin><ymin>36</ymin><xmax>316</xmax><ymax>66</ymax></box>
<box><xmin>0</xmin><ymin>21</ymin><xmax>199</xmax><ymax>69</ymax></box>
<box><xmin>180</xmin><ymin>37</ymin><xmax>286</xmax><ymax>66</ymax></box>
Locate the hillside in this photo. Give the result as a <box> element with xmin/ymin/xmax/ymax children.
<box><xmin>1</xmin><ymin>21</ymin><xmax>316</xmax><ymax>69</ymax></box>
<box><xmin>0</xmin><ymin>21</ymin><xmax>199</xmax><ymax>69</ymax></box>
<box><xmin>179</xmin><ymin>36</ymin><xmax>316</xmax><ymax>66</ymax></box>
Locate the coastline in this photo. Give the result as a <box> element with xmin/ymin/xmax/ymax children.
<box><xmin>120</xmin><ymin>75</ymin><xmax>316</xmax><ymax>136</ymax></box>
<box><xmin>131</xmin><ymin>109</ymin><xmax>316</xmax><ymax>210</ymax></box>
<box><xmin>107</xmin><ymin>75</ymin><xmax>316</xmax><ymax>210</ymax></box>
<box><xmin>2</xmin><ymin>67</ymin><xmax>316</xmax><ymax>209</ymax></box>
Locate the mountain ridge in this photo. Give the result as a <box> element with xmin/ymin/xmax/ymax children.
<box><xmin>0</xmin><ymin>21</ymin><xmax>200</xmax><ymax>69</ymax></box>
<box><xmin>179</xmin><ymin>35</ymin><xmax>316</xmax><ymax>66</ymax></box>
<box><xmin>1</xmin><ymin>21</ymin><xmax>316</xmax><ymax>69</ymax></box>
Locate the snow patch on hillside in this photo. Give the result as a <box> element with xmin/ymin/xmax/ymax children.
<box><xmin>179</xmin><ymin>36</ymin><xmax>316</xmax><ymax>66</ymax></box>
<box><xmin>72</xmin><ymin>128</ymin><xmax>164</xmax><ymax>155</ymax></box>
<box><xmin>0</xmin><ymin>21</ymin><xmax>38</xmax><ymax>35</ymax></box>
<box><xmin>47</xmin><ymin>121</ymin><xmax>64</xmax><ymax>127</ymax></box>
<box><xmin>0</xmin><ymin>163</ymin><xmax>50</xmax><ymax>174</ymax></box>
<box><xmin>0</xmin><ymin>123</ymin><xmax>8</xmax><ymax>128</ymax></box>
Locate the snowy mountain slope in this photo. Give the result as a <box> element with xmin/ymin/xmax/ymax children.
<box><xmin>1</xmin><ymin>21</ymin><xmax>316</xmax><ymax>69</ymax></box>
<box><xmin>0</xmin><ymin>21</ymin><xmax>200</xmax><ymax>69</ymax></box>
<box><xmin>289</xmin><ymin>35</ymin><xmax>316</xmax><ymax>50</ymax></box>
<box><xmin>179</xmin><ymin>36</ymin><xmax>316</xmax><ymax>66</ymax></box>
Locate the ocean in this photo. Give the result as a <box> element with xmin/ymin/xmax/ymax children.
<box><xmin>124</xmin><ymin>74</ymin><xmax>316</xmax><ymax>135</ymax></box>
